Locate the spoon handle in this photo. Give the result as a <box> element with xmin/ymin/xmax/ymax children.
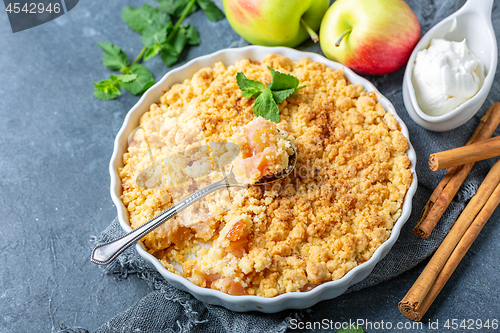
<box><xmin>91</xmin><ymin>178</ymin><xmax>229</xmax><ymax>265</ymax></box>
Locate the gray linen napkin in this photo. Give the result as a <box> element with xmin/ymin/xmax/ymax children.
<box><xmin>61</xmin><ymin>0</ymin><xmax>500</xmax><ymax>332</ymax></box>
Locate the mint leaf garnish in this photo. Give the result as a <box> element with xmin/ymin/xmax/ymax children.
<box><xmin>254</xmin><ymin>88</ymin><xmax>280</xmax><ymax>123</ymax></box>
<box><xmin>93</xmin><ymin>89</ymin><xmax>120</xmax><ymax>101</ymax></box>
<box><xmin>183</xmin><ymin>25</ymin><xmax>200</xmax><ymax>45</ymax></box>
<box><xmin>93</xmin><ymin>79</ymin><xmax>121</xmax><ymax>100</ymax></box>
<box><xmin>173</xmin><ymin>27</ymin><xmax>189</xmax><ymax>53</ymax></box>
<box><xmin>141</xmin><ymin>25</ymin><xmax>169</xmax><ymax>47</ymax></box>
<box><xmin>144</xmin><ymin>44</ymin><xmax>163</xmax><ymax>61</ymax></box>
<box><xmin>122</xmin><ymin>4</ymin><xmax>171</xmax><ymax>34</ymax></box>
<box><xmin>121</xmin><ymin>64</ymin><xmax>155</xmax><ymax>95</ymax></box>
<box><xmin>97</xmin><ymin>42</ymin><xmax>129</xmax><ymax>71</ymax></box>
<box><xmin>272</xmin><ymin>88</ymin><xmax>297</xmax><ymax>104</ymax></box>
<box><xmin>160</xmin><ymin>44</ymin><xmax>179</xmax><ymax>67</ymax></box>
<box><xmin>196</xmin><ymin>0</ymin><xmax>224</xmax><ymax>22</ymax></box>
<box><xmin>236</xmin><ymin>72</ymin><xmax>265</xmax><ymax>98</ymax></box>
<box><xmin>111</xmin><ymin>74</ymin><xmax>138</xmax><ymax>83</ymax></box>
<box><xmin>94</xmin><ymin>0</ymin><xmax>221</xmax><ymax>100</ymax></box>
<box><xmin>156</xmin><ymin>0</ymin><xmax>198</xmax><ymax>17</ymax></box>
<box><xmin>159</xmin><ymin>25</ymin><xmax>199</xmax><ymax>66</ymax></box>
<box><xmin>267</xmin><ymin>66</ymin><xmax>299</xmax><ymax>91</ymax></box>
<box><xmin>236</xmin><ymin>67</ymin><xmax>304</xmax><ymax>122</ymax></box>
<box><xmin>93</xmin><ymin>74</ymin><xmax>138</xmax><ymax>100</ymax></box>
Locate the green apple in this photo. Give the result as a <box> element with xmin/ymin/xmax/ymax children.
<box><xmin>319</xmin><ymin>0</ymin><xmax>421</xmax><ymax>75</ymax></box>
<box><xmin>222</xmin><ymin>0</ymin><xmax>330</xmax><ymax>47</ymax></box>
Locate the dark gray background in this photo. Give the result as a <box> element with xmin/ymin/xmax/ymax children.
<box><xmin>0</xmin><ymin>0</ymin><xmax>499</xmax><ymax>332</ymax></box>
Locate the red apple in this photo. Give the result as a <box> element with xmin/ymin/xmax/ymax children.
<box><xmin>319</xmin><ymin>0</ymin><xmax>421</xmax><ymax>75</ymax></box>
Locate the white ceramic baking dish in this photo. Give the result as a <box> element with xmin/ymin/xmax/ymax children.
<box><xmin>109</xmin><ymin>45</ymin><xmax>418</xmax><ymax>313</ymax></box>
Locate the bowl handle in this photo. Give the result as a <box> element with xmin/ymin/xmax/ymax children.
<box><xmin>462</xmin><ymin>0</ymin><xmax>494</xmax><ymax>19</ymax></box>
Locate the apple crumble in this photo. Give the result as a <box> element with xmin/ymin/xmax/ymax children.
<box><xmin>230</xmin><ymin>116</ymin><xmax>293</xmax><ymax>185</ymax></box>
<box><xmin>119</xmin><ymin>54</ymin><xmax>413</xmax><ymax>297</ymax></box>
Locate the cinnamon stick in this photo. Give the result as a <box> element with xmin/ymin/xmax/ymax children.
<box><xmin>399</xmin><ymin>160</ymin><xmax>500</xmax><ymax>321</ymax></box>
<box><xmin>429</xmin><ymin>136</ymin><xmax>500</xmax><ymax>171</ymax></box>
<box><xmin>414</xmin><ymin>106</ymin><xmax>494</xmax><ymax>238</ymax></box>
<box><xmin>414</xmin><ymin>102</ymin><xmax>500</xmax><ymax>238</ymax></box>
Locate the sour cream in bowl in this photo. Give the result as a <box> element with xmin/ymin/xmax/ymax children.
<box><xmin>412</xmin><ymin>38</ymin><xmax>485</xmax><ymax>117</ymax></box>
<box><xmin>402</xmin><ymin>0</ymin><xmax>497</xmax><ymax>132</ymax></box>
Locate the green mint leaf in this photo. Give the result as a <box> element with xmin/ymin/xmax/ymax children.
<box><xmin>155</xmin><ymin>11</ymin><xmax>173</xmax><ymax>28</ymax></box>
<box><xmin>272</xmin><ymin>87</ymin><xmax>297</xmax><ymax>104</ymax></box>
<box><xmin>183</xmin><ymin>25</ymin><xmax>200</xmax><ymax>45</ymax></box>
<box><xmin>253</xmin><ymin>87</ymin><xmax>279</xmax><ymax>123</ymax></box>
<box><xmin>94</xmin><ymin>89</ymin><xmax>120</xmax><ymax>100</ymax></box>
<box><xmin>156</xmin><ymin>0</ymin><xmax>198</xmax><ymax>17</ymax></box>
<box><xmin>173</xmin><ymin>27</ymin><xmax>188</xmax><ymax>54</ymax></box>
<box><xmin>236</xmin><ymin>72</ymin><xmax>265</xmax><ymax>98</ymax></box>
<box><xmin>236</xmin><ymin>68</ymin><xmax>303</xmax><ymax>122</ymax></box>
<box><xmin>196</xmin><ymin>0</ymin><xmax>224</xmax><ymax>22</ymax></box>
<box><xmin>160</xmin><ymin>43</ymin><xmax>180</xmax><ymax>67</ymax></box>
<box><xmin>141</xmin><ymin>25</ymin><xmax>169</xmax><ymax>47</ymax></box>
<box><xmin>144</xmin><ymin>45</ymin><xmax>163</xmax><ymax>61</ymax></box>
<box><xmin>120</xmin><ymin>64</ymin><xmax>155</xmax><ymax>95</ymax></box>
<box><xmin>267</xmin><ymin>66</ymin><xmax>299</xmax><ymax>91</ymax></box>
<box><xmin>112</xmin><ymin>74</ymin><xmax>138</xmax><ymax>84</ymax></box>
<box><xmin>160</xmin><ymin>25</ymin><xmax>194</xmax><ymax>67</ymax></box>
<box><xmin>93</xmin><ymin>79</ymin><xmax>121</xmax><ymax>100</ymax></box>
<box><xmin>122</xmin><ymin>4</ymin><xmax>171</xmax><ymax>34</ymax></box>
<box><xmin>97</xmin><ymin>42</ymin><xmax>129</xmax><ymax>71</ymax></box>
<box><xmin>93</xmin><ymin>79</ymin><xmax>120</xmax><ymax>93</ymax></box>
<box><xmin>336</xmin><ymin>326</ymin><xmax>366</xmax><ymax>333</ymax></box>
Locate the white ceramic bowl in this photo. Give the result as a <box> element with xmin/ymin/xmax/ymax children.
<box><xmin>109</xmin><ymin>46</ymin><xmax>418</xmax><ymax>312</ymax></box>
<box><xmin>403</xmin><ymin>0</ymin><xmax>497</xmax><ymax>132</ymax></box>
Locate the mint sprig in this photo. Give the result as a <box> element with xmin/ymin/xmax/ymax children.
<box><xmin>93</xmin><ymin>42</ymin><xmax>154</xmax><ymax>100</ymax></box>
<box><xmin>236</xmin><ymin>67</ymin><xmax>305</xmax><ymax>122</ymax></box>
<box><xmin>196</xmin><ymin>0</ymin><xmax>225</xmax><ymax>21</ymax></box>
<box><xmin>97</xmin><ymin>42</ymin><xmax>130</xmax><ymax>71</ymax></box>
<box><xmin>156</xmin><ymin>0</ymin><xmax>198</xmax><ymax>17</ymax></box>
<box><xmin>93</xmin><ymin>0</ymin><xmax>224</xmax><ymax>101</ymax></box>
<box><xmin>121</xmin><ymin>4</ymin><xmax>171</xmax><ymax>34</ymax></box>
<box><xmin>120</xmin><ymin>64</ymin><xmax>155</xmax><ymax>95</ymax></box>
<box><xmin>93</xmin><ymin>73</ymin><xmax>138</xmax><ymax>100</ymax></box>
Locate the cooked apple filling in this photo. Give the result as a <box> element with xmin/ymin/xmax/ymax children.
<box><xmin>119</xmin><ymin>55</ymin><xmax>412</xmax><ymax>297</ymax></box>
<box><xmin>230</xmin><ymin>117</ymin><xmax>293</xmax><ymax>185</ymax></box>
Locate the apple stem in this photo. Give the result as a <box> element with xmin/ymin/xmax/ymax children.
<box><xmin>300</xmin><ymin>18</ymin><xmax>319</xmax><ymax>43</ymax></box>
<box><xmin>335</xmin><ymin>29</ymin><xmax>352</xmax><ymax>47</ymax></box>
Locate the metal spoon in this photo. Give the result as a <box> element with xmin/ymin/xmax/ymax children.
<box><xmin>90</xmin><ymin>144</ymin><xmax>296</xmax><ymax>265</ymax></box>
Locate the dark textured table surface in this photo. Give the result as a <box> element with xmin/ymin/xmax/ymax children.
<box><xmin>1</xmin><ymin>0</ymin><xmax>499</xmax><ymax>332</ymax></box>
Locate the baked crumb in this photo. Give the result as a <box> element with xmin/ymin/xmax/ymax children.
<box><xmin>119</xmin><ymin>54</ymin><xmax>413</xmax><ymax>297</ymax></box>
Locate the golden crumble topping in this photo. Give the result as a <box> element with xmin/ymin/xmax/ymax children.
<box><xmin>119</xmin><ymin>55</ymin><xmax>412</xmax><ymax>297</ymax></box>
